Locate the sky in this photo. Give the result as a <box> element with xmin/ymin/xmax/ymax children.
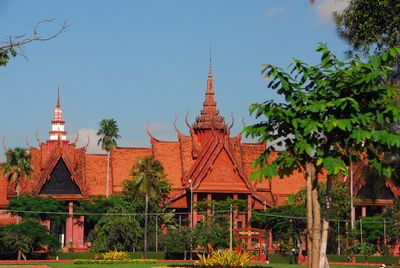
<box><xmin>0</xmin><ymin>0</ymin><xmax>350</xmax><ymax>161</ymax></box>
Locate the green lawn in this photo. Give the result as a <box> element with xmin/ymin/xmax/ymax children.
<box><xmin>0</xmin><ymin>263</ymin><xmax>397</xmax><ymax>268</ymax></box>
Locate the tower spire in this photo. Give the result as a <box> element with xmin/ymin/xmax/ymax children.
<box><xmin>47</xmin><ymin>87</ymin><xmax>68</xmax><ymax>144</ymax></box>
<box><xmin>208</xmin><ymin>46</ymin><xmax>212</xmax><ymax>78</ymax></box>
<box><xmin>193</xmin><ymin>52</ymin><xmax>226</xmax><ymax>132</ymax></box>
<box><xmin>57</xmin><ymin>86</ymin><xmax>60</xmax><ymax>108</ymax></box>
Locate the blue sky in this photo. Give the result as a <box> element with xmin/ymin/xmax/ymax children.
<box><xmin>0</xmin><ymin>0</ymin><xmax>349</xmax><ymax>160</ymax></box>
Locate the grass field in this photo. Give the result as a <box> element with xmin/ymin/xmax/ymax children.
<box><xmin>0</xmin><ymin>263</ymin><xmax>399</xmax><ymax>268</ymax></box>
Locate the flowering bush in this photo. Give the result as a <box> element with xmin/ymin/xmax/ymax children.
<box><xmin>197</xmin><ymin>250</ymin><xmax>252</xmax><ymax>267</ymax></box>
<box><xmin>103</xmin><ymin>250</ymin><xmax>129</xmax><ymax>260</ymax></box>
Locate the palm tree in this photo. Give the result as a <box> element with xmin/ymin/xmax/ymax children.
<box><xmin>97</xmin><ymin>118</ymin><xmax>121</xmax><ymax>197</ymax></box>
<box><xmin>2</xmin><ymin>229</ymin><xmax>32</xmax><ymax>260</ymax></box>
<box><xmin>1</xmin><ymin>147</ymin><xmax>33</xmax><ymax>197</ymax></box>
<box><xmin>130</xmin><ymin>156</ymin><xmax>167</xmax><ymax>259</ymax></box>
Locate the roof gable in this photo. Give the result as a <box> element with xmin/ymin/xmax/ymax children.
<box><xmin>184</xmin><ymin>135</ymin><xmax>253</xmax><ymax>193</ymax></box>
<box><xmin>39</xmin><ymin>158</ymin><xmax>82</xmax><ymax>195</ymax></box>
<box><xmin>33</xmin><ymin>146</ymin><xmax>86</xmax><ymax>196</ymax></box>
<box><xmin>196</xmin><ymin>147</ymin><xmax>250</xmax><ymax>192</ymax></box>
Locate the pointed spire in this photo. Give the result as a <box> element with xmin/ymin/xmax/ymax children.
<box><xmin>205</xmin><ymin>46</ymin><xmax>215</xmax><ymax>99</ymax></box>
<box><xmin>193</xmin><ymin>52</ymin><xmax>227</xmax><ymax>132</ymax></box>
<box><xmin>48</xmin><ymin>86</ymin><xmax>68</xmax><ymax>144</ymax></box>
<box><xmin>208</xmin><ymin>46</ymin><xmax>213</xmax><ymax>78</ymax></box>
<box><xmin>57</xmin><ymin>86</ymin><xmax>60</xmax><ymax>108</ymax></box>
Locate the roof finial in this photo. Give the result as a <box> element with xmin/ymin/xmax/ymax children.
<box><xmin>57</xmin><ymin>86</ymin><xmax>60</xmax><ymax>108</ymax></box>
<box><xmin>208</xmin><ymin>45</ymin><xmax>212</xmax><ymax>78</ymax></box>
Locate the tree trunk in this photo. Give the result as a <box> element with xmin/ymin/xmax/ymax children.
<box><xmin>144</xmin><ymin>193</ymin><xmax>148</xmax><ymax>259</ymax></box>
<box><xmin>106</xmin><ymin>151</ymin><xmax>110</xmax><ymax>197</ymax></box>
<box><xmin>306</xmin><ymin>162</ymin><xmax>314</xmax><ymax>268</ymax></box>
<box><xmin>17</xmin><ymin>249</ymin><xmax>22</xmax><ymax>261</ymax></box>
<box><xmin>319</xmin><ymin>176</ymin><xmax>332</xmax><ymax>268</ymax></box>
<box><xmin>311</xmin><ymin>172</ymin><xmax>321</xmax><ymax>268</ymax></box>
<box><xmin>16</xmin><ymin>182</ymin><xmax>20</xmax><ymax>197</ymax></box>
<box><xmin>16</xmin><ymin>183</ymin><xmax>20</xmax><ymax>224</ymax></box>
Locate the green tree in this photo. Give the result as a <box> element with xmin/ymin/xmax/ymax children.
<box><xmin>162</xmin><ymin>226</ymin><xmax>193</xmax><ymax>260</ymax></box>
<box><xmin>75</xmin><ymin>172</ymin><xmax>172</xmax><ymax>253</ymax></box>
<box><xmin>88</xmin><ymin>215</ymin><xmax>142</xmax><ymax>252</ymax></box>
<box><xmin>355</xmin><ymin>216</ymin><xmax>384</xmax><ymax>246</ymax></box>
<box><xmin>335</xmin><ymin>0</ymin><xmax>400</xmax><ymax>85</ymax></box>
<box><xmin>1</xmin><ymin>147</ymin><xmax>33</xmax><ymax>197</ymax></box>
<box><xmin>77</xmin><ymin>195</ymin><xmax>142</xmax><ymax>252</ymax></box>
<box><xmin>383</xmin><ymin>198</ymin><xmax>400</xmax><ymax>245</ymax></box>
<box><xmin>128</xmin><ymin>156</ymin><xmax>170</xmax><ymax>258</ymax></box>
<box><xmin>97</xmin><ymin>118</ymin><xmax>121</xmax><ymax>197</ymax></box>
<box><xmin>194</xmin><ymin>215</ymin><xmax>230</xmax><ymax>251</ymax></box>
<box><xmin>74</xmin><ymin>195</ymin><xmax>133</xmax><ymax>231</ymax></box>
<box><xmin>1</xmin><ymin>228</ymin><xmax>32</xmax><ymax>260</ymax></box>
<box><xmin>252</xmin><ymin>204</ymin><xmax>306</xmax><ymax>253</ymax></box>
<box><xmin>7</xmin><ymin>195</ymin><xmax>68</xmax><ymax>226</ymax></box>
<box><xmin>245</xmin><ymin>45</ymin><xmax>400</xmax><ymax>267</ymax></box>
<box><xmin>0</xmin><ymin>220</ymin><xmax>60</xmax><ymax>260</ymax></box>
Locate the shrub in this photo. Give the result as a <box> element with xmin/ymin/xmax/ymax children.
<box><xmin>103</xmin><ymin>250</ymin><xmax>129</xmax><ymax>260</ymax></box>
<box><xmin>0</xmin><ymin>220</ymin><xmax>60</xmax><ymax>258</ymax></box>
<box><xmin>73</xmin><ymin>259</ymin><xmax>156</xmax><ymax>264</ymax></box>
<box><xmin>197</xmin><ymin>250</ymin><xmax>252</xmax><ymax>267</ymax></box>
<box><xmin>344</xmin><ymin>242</ymin><xmax>376</xmax><ymax>261</ymax></box>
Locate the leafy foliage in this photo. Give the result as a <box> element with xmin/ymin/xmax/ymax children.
<box><xmin>251</xmin><ymin>204</ymin><xmax>305</xmax><ymax>250</ymax></box>
<box><xmin>344</xmin><ymin>242</ymin><xmax>376</xmax><ymax>259</ymax></box>
<box><xmin>194</xmin><ymin>215</ymin><xmax>230</xmax><ymax>251</ymax></box>
<box><xmin>335</xmin><ymin>0</ymin><xmax>400</xmax><ymax>54</ymax></box>
<box><xmin>197</xmin><ymin>250</ymin><xmax>252</xmax><ymax>267</ymax></box>
<box><xmin>74</xmin><ymin>195</ymin><xmax>135</xmax><ymax>228</ymax></box>
<box><xmin>245</xmin><ymin>46</ymin><xmax>400</xmax><ymax>265</ymax></box>
<box><xmin>97</xmin><ymin>118</ymin><xmax>121</xmax><ymax>152</ymax></box>
<box><xmin>293</xmin><ymin>182</ymin><xmax>351</xmax><ymax>220</ymax></box>
<box><xmin>335</xmin><ymin>0</ymin><xmax>400</xmax><ymax>85</ymax></box>
<box><xmin>0</xmin><ymin>220</ymin><xmax>60</xmax><ymax>258</ymax></box>
<box><xmin>245</xmin><ymin>45</ymin><xmax>400</xmax><ymax>182</ymax></box>
<box><xmin>88</xmin><ymin>215</ymin><xmax>142</xmax><ymax>252</ymax></box>
<box><xmin>126</xmin><ymin>156</ymin><xmax>171</xmax><ymax>202</ymax></box>
<box><xmin>356</xmin><ymin>216</ymin><xmax>385</xmax><ymax>245</ymax></box>
<box><xmin>7</xmin><ymin>195</ymin><xmax>68</xmax><ymax>226</ymax></box>
<box><xmin>383</xmin><ymin>198</ymin><xmax>400</xmax><ymax>244</ymax></box>
<box><xmin>162</xmin><ymin>226</ymin><xmax>193</xmax><ymax>259</ymax></box>
<box><xmin>1</xmin><ymin>147</ymin><xmax>33</xmax><ymax>195</ymax></box>
<box><xmin>126</xmin><ymin>155</ymin><xmax>171</xmax><ymax>257</ymax></box>
<box><xmin>0</xmin><ymin>48</ymin><xmax>17</xmax><ymax>68</ymax></box>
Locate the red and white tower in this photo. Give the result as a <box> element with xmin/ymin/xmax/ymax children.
<box><xmin>47</xmin><ymin>88</ymin><xmax>69</xmax><ymax>144</ymax></box>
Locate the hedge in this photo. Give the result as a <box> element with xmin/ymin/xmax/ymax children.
<box><xmin>74</xmin><ymin>259</ymin><xmax>157</xmax><ymax>264</ymax></box>
<box><xmin>53</xmin><ymin>251</ymin><xmax>165</xmax><ymax>260</ymax></box>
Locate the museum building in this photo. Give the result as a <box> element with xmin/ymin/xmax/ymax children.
<box><xmin>0</xmin><ymin>62</ymin><xmax>398</xmax><ymax>252</ymax></box>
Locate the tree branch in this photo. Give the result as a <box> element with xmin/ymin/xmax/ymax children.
<box><xmin>0</xmin><ymin>19</ymin><xmax>69</xmax><ymax>52</ymax></box>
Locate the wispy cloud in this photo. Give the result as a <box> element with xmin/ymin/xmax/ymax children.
<box><xmin>147</xmin><ymin>122</ymin><xmax>169</xmax><ymax>133</ymax></box>
<box><xmin>144</xmin><ymin>122</ymin><xmax>177</xmax><ymax>141</ymax></box>
<box><xmin>266</xmin><ymin>6</ymin><xmax>287</xmax><ymax>19</ymax></box>
<box><xmin>73</xmin><ymin>128</ymin><xmax>144</xmax><ymax>152</ymax></box>
<box><xmin>316</xmin><ymin>0</ymin><xmax>349</xmax><ymax>24</ymax></box>
<box><xmin>72</xmin><ymin>128</ymin><xmax>103</xmax><ymax>154</ymax></box>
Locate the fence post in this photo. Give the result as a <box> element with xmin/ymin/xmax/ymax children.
<box><xmin>230</xmin><ymin>204</ymin><xmax>233</xmax><ymax>251</ymax></box>
<box><xmin>337</xmin><ymin>221</ymin><xmax>341</xmax><ymax>255</ymax></box>
<box><xmin>155</xmin><ymin>214</ymin><xmax>158</xmax><ymax>252</ymax></box>
<box><xmin>383</xmin><ymin>219</ymin><xmax>387</xmax><ymax>246</ymax></box>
